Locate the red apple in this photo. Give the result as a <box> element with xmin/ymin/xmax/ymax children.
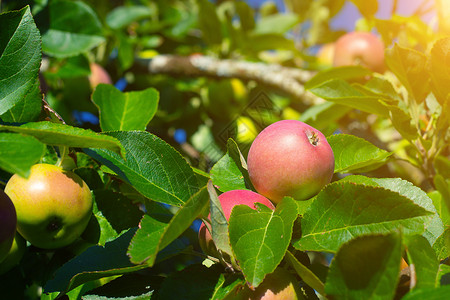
<box><xmin>247</xmin><ymin>120</ymin><xmax>334</xmax><ymax>203</ymax></box>
<box><xmin>89</xmin><ymin>63</ymin><xmax>112</xmax><ymax>89</ymax></box>
<box><xmin>333</xmin><ymin>31</ymin><xmax>385</xmax><ymax>73</ymax></box>
<box><xmin>198</xmin><ymin>189</ymin><xmax>275</xmax><ymax>256</ymax></box>
<box><xmin>5</xmin><ymin>164</ymin><xmax>93</xmax><ymax>249</ymax></box>
<box><xmin>0</xmin><ymin>190</ymin><xmax>17</xmax><ymax>263</ymax></box>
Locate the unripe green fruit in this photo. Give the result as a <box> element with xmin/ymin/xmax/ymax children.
<box><xmin>0</xmin><ymin>190</ymin><xmax>17</xmax><ymax>263</ymax></box>
<box><xmin>247</xmin><ymin>120</ymin><xmax>334</xmax><ymax>203</ymax></box>
<box><xmin>333</xmin><ymin>31</ymin><xmax>385</xmax><ymax>73</ymax></box>
<box><xmin>0</xmin><ymin>233</ymin><xmax>26</xmax><ymax>275</ymax></box>
<box><xmin>198</xmin><ymin>189</ymin><xmax>275</xmax><ymax>257</ymax></box>
<box><xmin>5</xmin><ymin>164</ymin><xmax>93</xmax><ymax>249</ymax></box>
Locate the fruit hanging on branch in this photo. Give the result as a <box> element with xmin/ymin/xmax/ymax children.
<box><xmin>333</xmin><ymin>31</ymin><xmax>386</xmax><ymax>73</ymax></box>
<box><xmin>198</xmin><ymin>189</ymin><xmax>275</xmax><ymax>257</ymax></box>
<box><xmin>247</xmin><ymin>120</ymin><xmax>334</xmax><ymax>203</ymax></box>
<box><xmin>5</xmin><ymin>164</ymin><xmax>93</xmax><ymax>249</ymax></box>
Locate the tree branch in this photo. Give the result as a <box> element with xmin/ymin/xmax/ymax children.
<box><xmin>137</xmin><ymin>55</ymin><xmax>320</xmax><ymax>104</ymax></box>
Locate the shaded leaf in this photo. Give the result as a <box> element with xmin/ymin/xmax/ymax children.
<box><xmin>325</xmin><ymin>233</ymin><xmax>402</xmax><ymax>300</ymax></box>
<box><xmin>106</xmin><ymin>5</ymin><xmax>154</xmax><ymax>29</ymax></box>
<box><xmin>127</xmin><ymin>186</ymin><xmax>208</xmax><ymax>265</ymax></box>
<box><xmin>254</xmin><ymin>13</ymin><xmax>299</xmax><ymax>35</ymax></box>
<box><xmin>41</xmin><ymin>0</ymin><xmax>105</xmax><ymax>57</ymax></box>
<box><xmin>429</xmin><ymin>37</ymin><xmax>450</xmax><ymax>105</ymax></box>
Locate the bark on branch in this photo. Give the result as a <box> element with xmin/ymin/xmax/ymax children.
<box><xmin>137</xmin><ymin>55</ymin><xmax>320</xmax><ymax>103</ymax></box>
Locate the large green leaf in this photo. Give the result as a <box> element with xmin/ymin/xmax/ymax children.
<box><xmin>92</xmin><ymin>84</ymin><xmax>159</xmax><ymax>132</ymax></box>
<box><xmin>299</xmin><ymin>102</ymin><xmax>351</xmax><ymax>133</ymax></box>
<box><xmin>308</xmin><ymin>79</ymin><xmax>391</xmax><ymax>116</ymax></box>
<box><xmin>41</xmin><ymin>0</ymin><xmax>105</xmax><ymax>57</ymax></box>
<box><xmin>404</xmin><ymin>235</ymin><xmax>440</xmax><ymax>290</ymax></box>
<box><xmin>341</xmin><ymin>175</ymin><xmax>445</xmax><ymax>245</ymax></box>
<box><xmin>0</xmin><ymin>6</ymin><xmax>41</xmax><ymax>116</ymax></box>
<box><xmin>87</xmin><ymin>131</ymin><xmax>199</xmax><ymax>206</ymax></box>
<box><xmin>328</xmin><ymin>134</ymin><xmax>392</xmax><ymax>173</ymax></box>
<box><xmin>229</xmin><ymin>197</ymin><xmax>298</xmax><ymax>288</ymax></box>
<box><xmin>0</xmin><ymin>133</ymin><xmax>46</xmax><ymax>177</ymax></box>
<box><xmin>294</xmin><ymin>181</ymin><xmax>433</xmax><ymax>253</ymax></box>
<box><xmin>305</xmin><ymin>66</ymin><xmax>373</xmax><ymax>90</ymax></box>
<box><xmin>385</xmin><ymin>44</ymin><xmax>430</xmax><ymax>103</ymax></box>
<box><xmin>127</xmin><ymin>186</ymin><xmax>208</xmax><ymax>265</ymax></box>
<box><xmin>402</xmin><ymin>285</ymin><xmax>450</xmax><ymax>300</ymax></box>
<box><xmin>325</xmin><ymin>233</ymin><xmax>402</xmax><ymax>300</ymax></box>
<box><xmin>429</xmin><ymin>37</ymin><xmax>450</xmax><ymax>105</ymax></box>
<box><xmin>196</xmin><ymin>0</ymin><xmax>222</xmax><ymax>45</ymax></box>
<box><xmin>0</xmin><ymin>121</ymin><xmax>125</xmax><ymax>156</ymax></box>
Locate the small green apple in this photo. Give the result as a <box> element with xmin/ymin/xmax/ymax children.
<box><xmin>0</xmin><ymin>233</ymin><xmax>26</xmax><ymax>275</ymax></box>
<box><xmin>0</xmin><ymin>190</ymin><xmax>17</xmax><ymax>263</ymax></box>
<box><xmin>5</xmin><ymin>164</ymin><xmax>93</xmax><ymax>249</ymax></box>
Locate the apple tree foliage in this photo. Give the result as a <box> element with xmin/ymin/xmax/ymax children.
<box><xmin>0</xmin><ymin>0</ymin><xmax>449</xmax><ymax>299</ymax></box>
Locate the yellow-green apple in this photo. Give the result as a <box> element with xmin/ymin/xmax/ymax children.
<box><xmin>5</xmin><ymin>164</ymin><xmax>93</xmax><ymax>249</ymax></box>
<box><xmin>317</xmin><ymin>43</ymin><xmax>335</xmax><ymax>67</ymax></box>
<box><xmin>89</xmin><ymin>62</ymin><xmax>112</xmax><ymax>89</ymax></box>
<box><xmin>238</xmin><ymin>268</ymin><xmax>303</xmax><ymax>300</ymax></box>
<box><xmin>333</xmin><ymin>31</ymin><xmax>385</xmax><ymax>73</ymax></box>
<box><xmin>247</xmin><ymin>120</ymin><xmax>334</xmax><ymax>203</ymax></box>
<box><xmin>198</xmin><ymin>189</ymin><xmax>275</xmax><ymax>257</ymax></box>
<box><xmin>0</xmin><ymin>190</ymin><xmax>17</xmax><ymax>262</ymax></box>
<box><xmin>0</xmin><ymin>233</ymin><xmax>26</xmax><ymax>275</ymax></box>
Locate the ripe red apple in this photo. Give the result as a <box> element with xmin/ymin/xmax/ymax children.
<box><xmin>198</xmin><ymin>189</ymin><xmax>275</xmax><ymax>256</ymax></box>
<box><xmin>0</xmin><ymin>190</ymin><xmax>17</xmax><ymax>263</ymax></box>
<box><xmin>247</xmin><ymin>120</ymin><xmax>334</xmax><ymax>203</ymax></box>
<box><xmin>5</xmin><ymin>164</ymin><xmax>93</xmax><ymax>249</ymax></box>
<box><xmin>89</xmin><ymin>62</ymin><xmax>112</xmax><ymax>89</ymax></box>
<box><xmin>333</xmin><ymin>31</ymin><xmax>385</xmax><ymax>73</ymax></box>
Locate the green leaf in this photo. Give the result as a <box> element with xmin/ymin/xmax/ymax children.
<box><xmin>0</xmin><ymin>133</ymin><xmax>45</xmax><ymax>177</ymax></box>
<box><xmin>197</xmin><ymin>0</ymin><xmax>222</xmax><ymax>45</ymax></box>
<box><xmin>404</xmin><ymin>235</ymin><xmax>440</xmax><ymax>290</ymax></box>
<box><xmin>253</xmin><ymin>13</ymin><xmax>299</xmax><ymax>35</ymax></box>
<box><xmin>349</xmin><ymin>0</ymin><xmax>378</xmax><ymax>18</ymax></box>
<box><xmin>299</xmin><ymin>102</ymin><xmax>351</xmax><ymax>132</ymax></box>
<box><xmin>385</xmin><ymin>44</ymin><xmax>430</xmax><ymax>103</ymax></box>
<box><xmin>44</xmin><ymin>229</ymin><xmax>146</xmax><ymax>295</ymax></box>
<box><xmin>437</xmin><ymin>264</ymin><xmax>450</xmax><ymax>286</ymax></box>
<box><xmin>432</xmin><ymin>228</ymin><xmax>450</xmax><ymax>260</ymax></box>
<box><xmin>295</xmin><ymin>181</ymin><xmax>433</xmax><ymax>253</ymax></box>
<box><xmin>430</xmin><ymin>37</ymin><xmax>450</xmax><ymax>105</ymax></box>
<box><xmin>285</xmin><ymin>250</ymin><xmax>325</xmax><ymax>297</ymax></box>
<box><xmin>207</xmin><ymin>181</ymin><xmax>233</xmax><ymax>257</ymax></box>
<box><xmin>308</xmin><ymin>79</ymin><xmax>390</xmax><ymax>116</ymax></box>
<box><xmin>210</xmin><ymin>139</ymin><xmax>249</xmax><ymax>193</ymax></box>
<box><xmin>0</xmin><ymin>78</ymin><xmax>41</xmax><ymax>123</ymax></box>
<box><xmin>341</xmin><ymin>176</ymin><xmax>445</xmax><ymax>245</ymax></box>
<box><xmin>127</xmin><ymin>186</ymin><xmax>208</xmax><ymax>265</ymax></box>
<box><xmin>325</xmin><ymin>233</ymin><xmax>402</xmax><ymax>300</ymax></box>
<box><xmin>106</xmin><ymin>5</ymin><xmax>154</xmax><ymax>29</ymax></box>
<box><xmin>92</xmin><ymin>85</ymin><xmax>159</xmax><ymax>132</ymax></box>
<box><xmin>0</xmin><ymin>121</ymin><xmax>125</xmax><ymax>156</ymax></box>
<box><xmin>305</xmin><ymin>66</ymin><xmax>373</xmax><ymax>90</ymax></box>
<box><xmin>402</xmin><ymin>285</ymin><xmax>450</xmax><ymax>300</ymax></box>
<box><xmin>244</xmin><ymin>33</ymin><xmax>296</xmax><ymax>52</ymax></box>
<box><xmin>229</xmin><ymin>197</ymin><xmax>298</xmax><ymax>288</ymax></box>
<box><xmin>87</xmin><ymin>131</ymin><xmax>199</xmax><ymax>206</ymax></box>
<box><xmin>41</xmin><ymin>0</ymin><xmax>105</xmax><ymax>57</ymax></box>
<box><xmin>385</xmin><ymin>103</ymin><xmax>418</xmax><ymax>141</ymax></box>
<box><xmin>0</xmin><ymin>6</ymin><xmax>41</xmax><ymax>116</ymax></box>
<box><xmin>157</xmin><ymin>264</ymin><xmax>231</xmax><ymax>300</ymax></box>
<box><xmin>328</xmin><ymin>134</ymin><xmax>392</xmax><ymax>173</ymax></box>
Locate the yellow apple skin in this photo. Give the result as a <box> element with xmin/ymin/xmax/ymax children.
<box><xmin>0</xmin><ymin>233</ymin><xmax>26</xmax><ymax>275</ymax></box>
<box><xmin>5</xmin><ymin>164</ymin><xmax>93</xmax><ymax>249</ymax></box>
<box><xmin>0</xmin><ymin>190</ymin><xmax>16</xmax><ymax>262</ymax></box>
